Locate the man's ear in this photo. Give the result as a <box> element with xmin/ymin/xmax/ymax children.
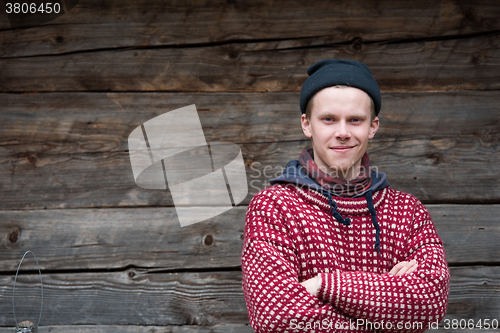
<box><xmin>301</xmin><ymin>114</ymin><xmax>312</xmax><ymax>138</ymax></box>
<box><xmin>368</xmin><ymin>116</ymin><xmax>379</xmax><ymax>140</ymax></box>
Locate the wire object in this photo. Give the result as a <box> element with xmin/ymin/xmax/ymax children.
<box><xmin>13</xmin><ymin>251</ymin><xmax>43</xmax><ymax>332</ymax></box>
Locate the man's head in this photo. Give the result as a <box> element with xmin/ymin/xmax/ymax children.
<box><xmin>299</xmin><ymin>59</ymin><xmax>381</xmax><ymax>180</ymax></box>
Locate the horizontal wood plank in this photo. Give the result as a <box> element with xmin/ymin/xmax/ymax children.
<box><xmin>428</xmin><ymin>205</ymin><xmax>500</xmax><ymax>265</ymax></box>
<box><xmin>0</xmin><ymin>207</ymin><xmax>245</xmax><ymax>271</ymax></box>
<box><xmin>1</xmin><ymin>35</ymin><xmax>499</xmax><ymax>92</ymax></box>
<box><xmin>0</xmin><ymin>270</ymin><xmax>248</xmax><ymax>326</ymax></box>
<box><xmin>0</xmin><ymin>326</ymin><xmax>255</xmax><ymax>333</ymax></box>
<box><xmin>0</xmin><ymin>205</ymin><xmax>498</xmax><ymax>271</ymax></box>
<box><xmin>1</xmin><ymin>91</ymin><xmax>499</xmax><ymax>153</ymax></box>
<box><xmin>0</xmin><ymin>325</ymin><xmax>255</xmax><ymax>333</ymax></box>
<box><xmin>1</xmin><ymin>0</ymin><xmax>499</xmax><ymax>58</ymax></box>
<box><xmin>0</xmin><ymin>137</ymin><xmax>497</xmax><ymax>209</ymax></box>
<box><xmin>0</xmin><ymin>267</ymin><xmax>498</xmax><ymax>326</ymax></box>
<box><xmin>0</xmin><ymin>91</ymin><xmax>498</xmax><ymax>209</ymax></box>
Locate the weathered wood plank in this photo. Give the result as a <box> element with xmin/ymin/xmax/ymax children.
<box><xmin>0</xmin><ymin>207</ymin><xmax>245</xmax><ymax>271</ymax></box>
<box><xmin>1</xmin><ymin>91</ymin><xmax>498</xmax><ymax>154</ymax></box>
<box><xmin>0</xmin><ymin>205</ymin><xmax>498</xmax><ymax>271</ymax></box>
<box><xmin>445</xmin><ymin>266</ymin><xmax>500</xmax><ymax>322</ymax></box>
<box><xmin>1</xmin><ymin>0</ymin><xmax>499</xmax><ymax>58</ymax></box>
<box><xmin>0</xmin><ymin>91</ymin><xmax>498</xmax><ymax>208</ymax></box>
<box><xmin>428</xmin><ymin>205</ymin><xmax>500</xmax><ymax>265</ymax></box>
<box><xmin>0</xmin><ymin>270</ymin><xmax>248</xmax><ymax>326</ymax></box>
<box><xmin>0</xmin><ymin>137</ymin><xmax>497</xmax><ymax>209</ymax></box>
<box><xmin>1</xmin><ymin>34</ymin><xmax>499</xmax><ymax>92</ymax></box>
<box><xmin>0</xmin><ymin>267</ymin><xmax>498</xmax><ymax>326</ymax></box>
<box><xmin>0</xmin><ymin>325</ymin><xmax>255</xmax><ymax>333</ymax></box>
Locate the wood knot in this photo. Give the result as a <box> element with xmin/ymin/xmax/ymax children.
<box><xmin>56</xmin><ymin>36</ymin><xmax>64</xmax><ymax>43</ymax></box>
<box><xmin>427</xmin><ymin>153</ymin><xmax>445</xmax><ymax>165</ymax></box>
<box><xmin>470</xmin><ymin>55</ymin><xmax>480</xmax><ymax>65</ymax></box>
<box><xmin>460</xmin><ymin>8</ymin><xmax>477</xmax><ymax>29</ymax></box>
<box><xmin>228</xmin><ymin>49</ymin><xmax>239</xmax><ymax>59</ymax></box>
<box><xmin>9</xmin><ymin>228</ymin><xmax>19</xmax><ymax>243</ymax></box>
<box><xmin>203</xmin><ymin>234</ymin><xmax>214</xmax><ymax>246</ymax></box>
<box><xmin>464</xmin><ymin>8</ymin><xmax>476</xmax><ymax>22</ymax></box>
<box><xmin>352</xmin><ymin>37</ymin><xmax>363</xmax><ymax>51</ymax></box>
<box><xmin>27</xmin><ymin>153</ymin><xmax>38</xmax><ymax>166</ymax></box>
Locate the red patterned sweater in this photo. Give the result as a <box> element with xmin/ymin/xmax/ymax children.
<box><xmin>241</xmin><ymin>184</ymin><xmax>450</xmax><ymax>332</ymax></box>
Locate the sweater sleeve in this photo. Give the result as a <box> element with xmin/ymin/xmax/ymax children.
<box><xmin>241</xmin><ymin>190</ymin><xmax>369</xmax><ymax>333</ymax></box>
<box><xmin>317</xmin><ymin>200</ymin><xmax>450</xmax><ymax>332</ymax></box>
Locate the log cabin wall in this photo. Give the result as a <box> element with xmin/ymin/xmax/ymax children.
<box><xmin>0</xmin><ymin>0</ymin><xmax>499</xmax><ymax>332</ymax></box>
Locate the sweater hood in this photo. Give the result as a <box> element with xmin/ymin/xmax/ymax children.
<box><xmin>269</xmin><ymin>159</ymin><xmax>390</xmax><ymax>257</ymax></box>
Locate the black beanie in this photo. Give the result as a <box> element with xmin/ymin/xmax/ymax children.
<box><xmin>300</xmin><ymin>59</ymin><xmax>381</xmax><ymax>116</ymax></box>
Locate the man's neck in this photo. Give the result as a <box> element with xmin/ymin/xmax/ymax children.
<box><xmin>314</xmin><ymin>157</ymin><xmax>362</xmax><ymax>181</ymax></box>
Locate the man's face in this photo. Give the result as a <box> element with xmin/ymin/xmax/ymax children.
<box><xmin>301</xmin><ymin>86</ymin><xmax>379</xmax><ymax>180</ymax></box>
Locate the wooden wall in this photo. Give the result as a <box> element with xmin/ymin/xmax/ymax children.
<box><xmin>1</xmin><ymin>0</ymin><xmax>499</xmax><ymax>332</ymax></box>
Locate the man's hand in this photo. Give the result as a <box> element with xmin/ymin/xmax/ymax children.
<box><xmin>389</xmin><ymin>259</ymin><xmax>418</xmax><ymax>276</ymax></box>
<box><xmin>300</xmin><ymin>276</ymin><xmax>320</xmax><ymax>297</ymax></box>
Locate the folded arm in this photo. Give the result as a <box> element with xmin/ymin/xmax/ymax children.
<box><xmin>313</xmin><ymin>201</ymin><xmax>450</xmax><ymax>332</ymax></box>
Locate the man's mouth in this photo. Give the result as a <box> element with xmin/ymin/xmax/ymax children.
<box><xmin>330</xmin><ymin>146</ymin><xmax>355</xmax><ymax>153</ymax></box>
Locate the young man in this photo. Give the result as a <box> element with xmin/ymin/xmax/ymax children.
<box><xmin>241</xmin><ymin>59</ymin><xmax>450</xmax><ymax>332</ymax></box>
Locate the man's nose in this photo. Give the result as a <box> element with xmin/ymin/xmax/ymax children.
<box><xmin>335</xmin><ymin>121</ymin><xmax>350</xmax><ymax>141</ymax></box>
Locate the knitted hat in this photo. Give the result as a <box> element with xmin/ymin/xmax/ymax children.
<box><xmin>300</xmin><ymin>59</ymin><xmax>381</xmax><ymax>116</ymax></box>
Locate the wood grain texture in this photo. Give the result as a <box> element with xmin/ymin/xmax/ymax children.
<box><xmin>1</xmin><ymin>0</ymin><xmax>499</xmax><ymax>58</ymax></box>
<box><xmin>0</xmin><ymin>206</ymin><xmax>245</xmax><ymax>271</ymax></box>
<box><xmin>0</xmin><ymin>270</ymin><xmax>248</xmax><ymax>326</ymax></box>
<box><xmin>428</xmin><ymin>205</ymin><xmax>500</xmax><ymax>265</ymax></box>
<box><xmin>0</xmin><ymin>326</ymin><xmax>255</xmax><ymax>333</ymax></box>
<box><xmin>0</xmin><ymin>267</ymin><xmax>498</xmax><ymax>326</ymax></box>
<box><xmin>1</xmin><ymin>34</ymin><xmax>499</xmax><ymax>92</ymax></box>
<box><xmin>0</xmin><ymin>91</ymin><xmax>498</xmax><ymax>209</ymax></box>
<box><xmin>445</xmin><ymin>266</ymin><xmax>500</xmax><ymax>321</ymax></box>
<box><xmin>1</xmin><ymin>91</ymin><xmax>498</xmax><ymax>153</ymax></box>
<box><xmin>0</xmin><ymin>205</ymin><xmax>499</xmax><ymax>271</ymax></box>
<box><xmin>0</xmin><ymin>136</ymin><xmax>498</xmax><ymax>208</ymax></box>
<box><xmin>0</xmin><ymin>0</ymin><xmax>498</xmax><ymax>329</ymax></box>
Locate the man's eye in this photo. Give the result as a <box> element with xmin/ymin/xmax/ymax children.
<box><xmin>351</xmin><ymin>118</ymin><xmax>360</xmax><ymax>123</ymax></box>
<box><xmin>324</xmin><ymin>118</ymin><xmax>333</xmax><ymax>122</ymax></box>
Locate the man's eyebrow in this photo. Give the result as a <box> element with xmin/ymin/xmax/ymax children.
<box><xmin>316</xmin><ymin>112</ymin><xmax>337</xmax><ymax>117</ymax></box>
<box><xmin>350</xmin><ymin>113</ymin><xmax>368</xmax><ymax>119</ymax></box>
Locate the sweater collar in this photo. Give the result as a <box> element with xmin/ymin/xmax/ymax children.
<box><xmin>279</xmin><ymin>183</ymin><xmax>388</xmax><ymax>217</ymax></box>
